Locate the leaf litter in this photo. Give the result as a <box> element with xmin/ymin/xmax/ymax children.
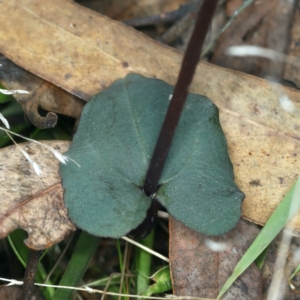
<box><xmin>0</xmin><ymin>1</ymin><xmax>299</xmax><ymax>298</ymax></box>
<box><xmin>0</xmin><ymin>0</ymin><xmax>299</xmax><ymax>232</ymax></box>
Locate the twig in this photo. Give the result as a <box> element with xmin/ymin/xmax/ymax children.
<box><xmin>201</xmin><ymin>0</ymin><xmax>254</xmax><ymax>56</ymax></box>
<box><xmin>158</xmin><ymin>0</ymin><xmax>203</xmax><ymax>45</ymax></box>
<box><xmin>123</xmin><ymin>2</ymin><xmax>197</xmax><ymax>27</ymax></box>
<box><xmin>143</xmin><ymin>0</ymin><xmax>219</xmax><ymax>197</ymax></box>
<box><xmin>21</xmin><ymin>250</ymin><xmax>42</xmax><ymax>300</ymax></box>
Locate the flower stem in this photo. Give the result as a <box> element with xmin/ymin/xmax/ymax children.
<box><xmin>143</xmin><ymin>0</ymin><xmax>219</xmax><ymax>196</ymax></box>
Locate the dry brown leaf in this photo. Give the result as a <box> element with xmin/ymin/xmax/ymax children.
<box><xmin>0</xmin><ymin>140</ymin><xmax>75</xmax><ymax>250</ymax></box>
<box><xmin>169</xmin><ymin>217</ymin><xmax>262</xmax><ymax>299</ymax></box>
<box><xmin>212</xmin><ymin>0</ymin><xmax>294</xmax><ymax>80</ymax></box>
<box><xmin>284</xmin><ymin>1</ymin><xmax>300</xmax><ymax>88</ymax></box>
<box><xmin>0</xmin><ymin>55</ymin><xmax>84</xmax><ymax>127</ymax></box>
<box><xmin>0</xmin><ymin>0</ymin><xmax>300</xmax><ymax>231</ymax></box>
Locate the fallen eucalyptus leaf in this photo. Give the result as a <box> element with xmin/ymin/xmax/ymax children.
<box><xmin>60</xmin><ymin>74</ymin><xmax>244</xmax><ymax>237</ymax></box>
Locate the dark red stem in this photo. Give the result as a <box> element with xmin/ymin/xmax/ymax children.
<box><xmin>21</xmin><ymin>250</ymin><xmax>42</xmax><ymax>300</ymax></box>
<box><xmin>143</xmin><ymin>0</ymin><xmax>219</xmax><ymax>196</ymax></box>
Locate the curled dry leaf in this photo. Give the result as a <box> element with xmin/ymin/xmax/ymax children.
<box><xmin>0</xmin><ymin>0</ymin><xmax>300</xmax><ymax>231</ymax></box>
<box><xmin>169</xmin><ymin>217</ymin><xmax>262</xmax><ymax>299</ymax></box>
<box><xmin>0</xmin><ymin>55</ymin><xmax>84</xmax><ymax>127</ymax></box>
<box><xmin>0</xmin><ymin>140</ymin><xmax>75</xmax><ymax>250</ymax></box>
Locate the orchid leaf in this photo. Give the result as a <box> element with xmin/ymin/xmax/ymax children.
<box><xmin>60</xmin><ymin>74</ymin><xmax>244</xmax><ymax>237</ymax></box>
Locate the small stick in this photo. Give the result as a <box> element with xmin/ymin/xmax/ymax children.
<box><xmin>143</xmin><ymin>0</ymin><xmax>219</xmax><ymax>197</ymax></box>
<box><xmin>21</xmin><ymin>249</ymin><xmax>42</xmax><ymax>300</ymax></box>
<box><xmin>158</xmin><ymin>0</ymin><xmax>204</xmax><ymax>45</ymax></box>
<box><xmin>123</xmin><ymin>2</ymin><xmax>197</xmax><ymax>27</ymax></box>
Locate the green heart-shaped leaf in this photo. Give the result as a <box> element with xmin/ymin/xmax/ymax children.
<box><xmin>60</xmin><ymin>74</ymin><xmax>244</xmax><ymax>237</ymax></box>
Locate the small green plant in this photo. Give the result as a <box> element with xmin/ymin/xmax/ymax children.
<box><xmin>60</xmin><ymin>74</ymin><xmax>244</xmax><ymax>239</ymax></box>
<box><xmin>141</xmin><ymin>266</ymin><xmax>172</xmax><ymax>297</ymax></box>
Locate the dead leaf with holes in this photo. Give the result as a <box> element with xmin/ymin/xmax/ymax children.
<box><xmin>0</xmin><ymin>0</ymin><xmax>300</xmax><ymax>233</ymax></box>
<box><xmin>0</xmin><ymin>141</ymin><xmax>74</xmax><ymax>250</ymax></box>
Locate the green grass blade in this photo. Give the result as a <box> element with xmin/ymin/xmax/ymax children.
<box><xmin>290</xmin><ymin>262</ymin><xmax>300</xmax><ymax>280</ymax></box>
<box><xmin>116</xmin><ymin>238</ymin><xmax>127</xmax><ymax>299</ymax></box>
<box><xmin>7</xmin><ymin>231</ymin><xmax>27</xmax><ymax>267</ymax></box>
<box><xmin>116</xmin><ymin>239</ymin><xmax>123</xmax><ymax>272</ymax></box>
<box><xmin>52</xmin><ymin>231</ymin><xmax>100</xmax><ymax>300</ymax></box>
<box><xmin>135</xmin><ymin>229</ymin><xmax>155</xmax><ymax>295</ymax></box>
<box><xmin>218</xmin><ymin>177</ymin><xmax>300</xmax><ymax>299</ymax></box>
<box><xmin>82</xmin><ymin>274</ymin><xmax>122</xmax><ymax>287</ymax></box>
<box><xmin>254</xmin><ymin>246</ymin><xmax>268</xmax><ymax>270</ymax></box>
<box><xmin>0</xmin><ymin>99</ymin><xmax>24</xmax><ymax>117</ymax></box>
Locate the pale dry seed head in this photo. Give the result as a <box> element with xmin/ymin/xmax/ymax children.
<box><xmin>0</xmin><ymin>113</ymin><xmax>10</xmax><ymax>129</ymax></box>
